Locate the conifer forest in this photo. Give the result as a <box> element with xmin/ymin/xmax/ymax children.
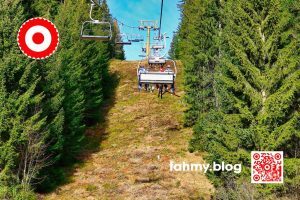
<box><xmin>0</xmin><ymin>0</ymin><xmax>299</xmax><ymax>199</ymax></box>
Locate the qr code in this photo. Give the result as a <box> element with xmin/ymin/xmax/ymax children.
<box><xmin>251</xmin><ymin>151</ymin><xmax>283</xmax><ymax>183</ymax></box>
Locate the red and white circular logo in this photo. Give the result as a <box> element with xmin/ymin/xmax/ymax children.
<box><xmin>17</xmin><ymin>17</ymin><xmax>59</xmax><ymax>59</ymax></box>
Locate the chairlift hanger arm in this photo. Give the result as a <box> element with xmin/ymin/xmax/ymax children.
<box><xmin>160</xmin><ymin>32</ymin><xmax>168</xmax><ymax>57</ymax></box>
<box><xmin>89</xmin><ymin>3</ymin><xmax>96</xmax><ymax>21</ymax></box>
<box><xmin>90</xmin><ymin>0</ymin><xmax>100</xmax><ymax>6</ymax></box>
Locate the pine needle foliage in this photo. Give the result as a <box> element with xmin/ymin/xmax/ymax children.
<box><xmin>0</xmin><ymin>0</ymin><xmax>121</xmax><ymax>197</ymax></box>
<box><xmin>173</xmin><ymin>0</ymin><xmax>300</xmax><ymax>198</ymax></box>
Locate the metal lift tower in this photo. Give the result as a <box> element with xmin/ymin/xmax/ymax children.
<box><xmin>138</xmin><ymin>20</ymin><xmax>159</xmax><ymax>58</ymax></box>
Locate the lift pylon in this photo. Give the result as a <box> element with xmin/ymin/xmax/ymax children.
<box><xmin>139</xmin><ymin>20</ymin><xmax>159</xmax><ymax>58</ymax></box>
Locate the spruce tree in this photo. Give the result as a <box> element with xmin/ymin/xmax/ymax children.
<box><xmin>177</xmin><ymin>0</ymin><xmax>220</xmax><ymax>126</ymax></box>
<box><xmin>0</xmin><ymin>0</ymin><xmax>29</xmax><ymax>192</ymax></box>
<box><xmin>189</xmin><ymin>0</ymin><xmax>299</xmax><ymax>196</ymax></box>
<box><xmin>113</xmin><ymin>21</ymin><xmax>126</xmax><ymax>60</ymax></box>
<box><xmin>37</xmin><ymin>0</ymin><xmax>114</xmax><ymax>191</ymax></box>
<box><xmin>52</xmin><ymin>0</ymin><xmax>86</xmax><ymax>165</ymax></box>
<box><xmin>169</xmin><ymin>33</ymin><xmax>180</xmax><ymax>60</ymax></box>
<box><xmin>1</xmin><ymin>0</ymin><xmax>116</xmax><ymax>196</ymax></box>
<box><xmin>0</xmin><ymin>0</ymin><xmax>62</xmax><ymax>198</ymax></box>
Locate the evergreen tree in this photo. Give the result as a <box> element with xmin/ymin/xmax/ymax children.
<box><xmin>187</xmin><ymin>0</ymin><xmax>300</xmax><ymax>197</ymax></box>
<box><xmin>0</xmin><ymin>0</ymin><xmax>117</xmax><ymax>197</ymax></box>
<box><xmin>113</xmin><ymin>21</ymin><xmax>126</xmax><ymax>60</ymax></box>
<box><xmin>37</xmin><ymin>0</ymin><xmax>115</xmax><ymax>191</ymax></box>
<box><xmin>29</xmin><ymin>0</ymin><xmax>60</xmax><ymax>19</ymax></box>
<box><xmin>0</xmin><ymin>0</ymin><xmax>31</xmax><ymax>193</ymax></box>
<box><xmin>43</xmin><ymin>0</ymin><xmax>112</xmax><ymax>169</ymax></box>
<box><xmin>176</xmin><ymin>0</ymin><xmax>220</xmax><ymax>126</ymax></box>
<box><xmin>0</xmin><ymin>0</ymin><xmax>63</xmax><ymax>199</ymax></box>
<box><xmin>46</xmin><ymin>0</ymin><xmax>87</xmax><ymax>170</ymax></box>
<box><xmin>169</xmin><ymin>32</ymin><xmax>180</xmax><ymax>60</ymax></box>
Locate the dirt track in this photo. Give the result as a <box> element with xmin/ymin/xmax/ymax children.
<box><xmin>44</xmin><ymin>60</ymin><xmax>214</xmax><ymax>200</ymax></box>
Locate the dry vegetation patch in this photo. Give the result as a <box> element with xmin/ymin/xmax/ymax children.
<box><xmin>44</xmin><ymin>60</ymin><xmax>214</xmax><ymax>200</ymax></box>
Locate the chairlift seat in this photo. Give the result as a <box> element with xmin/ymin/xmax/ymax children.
<box><xmin>81</xmin><ymin>35</ymin><xmax>111</xmax><ymax>41</ymax></box>
<box><xmin>152</xmin><ymin>45</ymin><xmax>164</xmax><ymax>49</ymax></box>
<box><xmin>116</xmin><ymin>41</ymin><xmax>132</xmax><ymax>45</ymax></box>
<box><xmin>148</xmin><ymin>57</ymin><xmax>166</xmax><ymax>64</ymax></box>
<box><xmin>129</xmin><ymin>39</ymin><xmax>141</xmax><ymax>42</ymax></box>
<box><xmin>137</xmin><ymin>60</ymin><xmax>177</xmax><ymax>98</ymax></box>
<box><xmin>128</xmin><ymin>34</ymin><xmax>144</xmax><ymax>43</ymax></box>
<box><xmin>80</xmin><ymin>21</ymin><xmax>112</xmax><ymax>41</ymax></box>
<box><xmin>139</xmin><ymin>72</ymin><xmax>175</xmax><ymax>84</ymax></box>
<box><xmin>115</xmin><ymin>33</ymin><xmax>132</xmax><ymax>45</ymax></box>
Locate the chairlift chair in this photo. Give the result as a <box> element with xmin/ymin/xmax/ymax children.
<box><xmin>151</xmin><ymin>44</ymin><xmax>164</xmax><ymax>49</ymax></box>
<box><xmin>148</xmin><ymin>49</ymin><xmax>166</xmax><ymax>64</ymax></box>
<box><xmin>137</xmin><ymin>59</ymin><xmax>177</xmax><ymax>98</ymax></box>
<box><xmin>153</xmin><ymin>33</ymin><xmax>162</xmax><ymax>40</ymax></box>
<box><xmin>115</xmin><ymin>33</ymin><xmax>132</xmax><ymax>45</ymax></box>
<box><xmin>148</xmin><ymin>56</ymin><xmax>166</xmax><ymax>64</ymax></box>
<box><xmin>152</xmin><ymin>33</ymin><xmax>167</xmax><ymax>49</ymax></box>
<box><xmin>128</xmin><ymin>34</ymin><xmax>144</xmax><ymax>42</ymax></box>
<box><xmin>80</xmin><ymin>0</ymin><xmax>112</xmax><ymax>41</ymax></box>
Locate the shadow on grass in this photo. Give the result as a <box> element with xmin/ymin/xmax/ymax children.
<box><xmin>38</xmin><ymin>69</ymin><xmax>120</xmax><ymax>194</ymax></box>
<box><xmin>82</xmin><ymin>70</ymin><xmax>120</xmax><ymax>154</ymax></box>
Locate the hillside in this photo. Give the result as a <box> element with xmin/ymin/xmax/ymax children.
<box><xmin>43</xmin><ymin>60</ymin><xmax>214</xmax><ymax>200</ymax></box>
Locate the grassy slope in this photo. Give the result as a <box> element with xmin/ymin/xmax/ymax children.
<box><xmin>44</xmin><ymin>60</ymin><xmax>214</xmax><ymax>200</ymax></box>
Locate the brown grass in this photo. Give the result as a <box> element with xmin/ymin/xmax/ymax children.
<box><xmin>43</xmin><ymin>60</ymin><xmax>214</xmax><ymax>200</ymax></box>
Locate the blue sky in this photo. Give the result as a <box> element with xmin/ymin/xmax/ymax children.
<box><xmin>107</xmin><ymin>0</ymin><xmax>181</xmax><ymax>60</ymax></box>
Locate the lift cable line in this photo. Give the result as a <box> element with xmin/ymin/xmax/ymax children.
<box><xmin>158</xmin><ymin>0</ymin><xmax>164</xmax><ymax>40</ymax></box>
<box><xmin>114</xmin><ymin>18</ymin><xmax>145</xmax><ymax>45</ymax></box>
<box><xmin>113</xmin><ymin>18</ymin><xmax>140</xmax><ymax>29</ymax></box>
<box><xmin>113</xmin><ymin>17</ymin><xmax>145</xmax><ymax>45</ymax></box>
